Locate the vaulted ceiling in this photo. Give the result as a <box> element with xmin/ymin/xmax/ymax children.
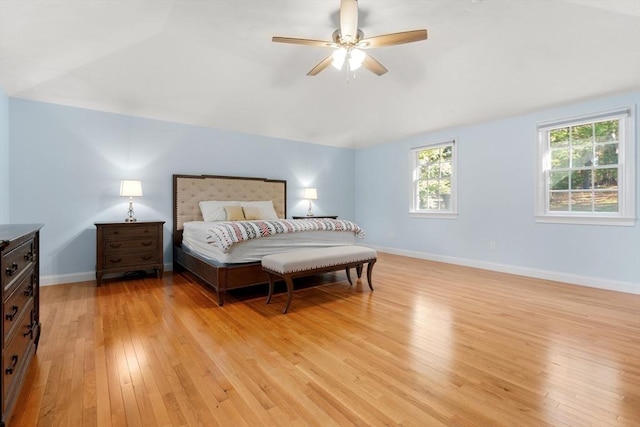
<box><xmin>1</xmin><ymin>0</ymin><xmax>639</xmax><ymax>148</ymax></box>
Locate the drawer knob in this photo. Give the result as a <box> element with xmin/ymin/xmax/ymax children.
<box><xmin>5</xmin><ymin>262</ymin><xmax>18</xmax><ymax>276</ymax></box>
<box><xmin>109</xmin><ymin>258</ymin><xmax>122</xmax><ymax>264</ymax></box>
<box><xmin>5</xmin><ymin>305</ymin><xmax>18</xmax><ymax>321</ymax></box>
<box><xmin>23</xmin><ymin>250</ymin><xmax>34</xmax><ymax>261</ymax></box>
<box><xmin>109</xmin><ymin>243</ymin><xmax>122</xmax><ymax>248</ymax></box>
<box><xmin>141</xmin><ymin>241</ymin><xmax>153</xmax><ymax>247</ymax></box>
<box><xmin>24</xmin><ymin>284</ymin><xmax>34</xmax><ymax>297</ymax></box>
<box><xmin>5</xmin><ymin>355</ymin><xmax>18</xmax><ymax>375</ymax></box>
<box><xmin>141</xmin><ymin>255</ymin><xmax>153</xmax><ymax>261</ymax></box>
<box><xmin>23</xmin><ymin>322</ymin><xmax>35</xmax><ymax>339</ymax></box>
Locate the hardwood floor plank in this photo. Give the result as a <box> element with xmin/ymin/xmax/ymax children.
<box><xmin>9</xmin><ymin>253</ymin><xmax>640</xmax><ymax>426</ymax></box>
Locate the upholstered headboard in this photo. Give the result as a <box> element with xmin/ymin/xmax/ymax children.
<box><xmin>173</xmin><ymin>174</ymin><xmax>287</xmax><ymax>244</ymax></box>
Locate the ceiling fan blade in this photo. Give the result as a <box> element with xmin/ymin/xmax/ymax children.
<box><xmin>340</xmin><ymin>0</ymin><xmax>359</xmax><ymax>43</ymax></box>
<box><xmin>358</xmin><ymin>29</ymin><xmax>428</xmax><ymax>49</ymax></box>
<box><xmin>272</xmin><ymin>36</ymin><xmax>337</xmax><ymax>48</ymax></box>
<box><xmin>307</xmin><ymin>55</ymin><xmax>334</xmax><ymax>76</ymax></box>
<box><xmin>361</xmin><ymin>54</ymin><xmax>388</xmax><ymax>76</ymax></box>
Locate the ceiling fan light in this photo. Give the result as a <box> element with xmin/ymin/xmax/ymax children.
<box><xmin>348</xmin><ymin>48</ymin><xmax>365</xmax><ymax>70</ymax></box>
<box><xmin>331</xmin><ymin>48</ymin><xmax>347</xmax><ymax>70</ymax></box>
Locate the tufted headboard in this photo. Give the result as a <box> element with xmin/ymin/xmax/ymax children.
<box><xmin>173</xmin><ymin>174</ymin><xmax>287</xmax><ymax>245</ymax></box>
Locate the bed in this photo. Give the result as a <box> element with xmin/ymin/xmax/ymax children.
<box><xmin>172</xmin><ymin>174</ymin><xmax>361</xmax><ymax>305</ymax></box>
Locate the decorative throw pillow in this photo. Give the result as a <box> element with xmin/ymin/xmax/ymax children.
<box><xmin>199</xmin><ymin>200</ymin><xmax>241</xmax><ymax>221</ymax></box>
<box><xmin>224</xmin><ymin>206</ymin><xmax>245</xmax><ymax>221</ymax></box>
<box><xmin>242</xmin><ymin>206</ymin><xmax>262</xmax><ymax>220</ymax></box>
<box><xmin>240</xmin><ymin>200</ymin><xmax>279</xmax><ymax>220</ymax></box>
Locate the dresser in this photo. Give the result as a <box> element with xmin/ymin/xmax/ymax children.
<box><xmin>0</xmin><ymin>224</ymin><xmax>43</xmax><ymax>426</ymax></box>
<box><xmin>95</xmin><ymin>221</ymin><xmax>165</xmax><ymax>285</ymax></box>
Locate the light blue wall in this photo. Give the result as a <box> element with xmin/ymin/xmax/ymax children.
<box><xmin>355</xmin><ymin>91</ymin><xmax>640</xmax><ymax>292</ymax></box>
<box><xmin>9</xmin><ymin>99</ymin><xmax>355</xmax><ymax>282</ymax></box>
<box><xmin>0</xmin><ymin>87</ymin><xmax>8</xmax><ymax>223</ymax></box>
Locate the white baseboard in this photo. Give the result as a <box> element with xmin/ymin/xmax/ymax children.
<box><xmin>371</xmin><ymin>245</ymin><xmax>640</xmax><ymax>295</ymax></box>
<box><xmin>40</xmin><ymin>263</ymin><xmax>174</xmax><ymax>287</ymax></box>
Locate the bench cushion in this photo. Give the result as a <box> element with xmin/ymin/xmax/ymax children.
<box><xmin>261</xmin><ymin>245</ymin><xmax>377</xmax><ymax>274</ymax></box>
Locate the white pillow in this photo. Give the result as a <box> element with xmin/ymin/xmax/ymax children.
<box><xmin>199</xmin><ymin>200</ymin><xmax>279</xmax><ymax>221</ymax></box>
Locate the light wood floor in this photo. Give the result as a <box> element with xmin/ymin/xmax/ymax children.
<box><xmin>10</xmin><ymin>253</ymin><xmax>640</xmax><ymax>426</ymax></box>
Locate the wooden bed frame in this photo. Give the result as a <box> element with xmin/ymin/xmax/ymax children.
<box><xmin>172</xmin><ymin>174</ymin><xmax>287</xmax><ymax>305</ymax></box>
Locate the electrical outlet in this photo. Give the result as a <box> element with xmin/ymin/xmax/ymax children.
<box><xmin>489</xmin><ymin>241</ymin><xmax>496</xmax><ymax>251</ymax></box>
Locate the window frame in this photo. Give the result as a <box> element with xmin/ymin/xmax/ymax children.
<box><xmin>535</xmin><ymin>106</ymin><xmax>636</xmax><ymax>226</ymax></box>
<box><xmin>409</xmin><ymin>139</ymin><xmax>458</xmax><ymax>219</ymax></box>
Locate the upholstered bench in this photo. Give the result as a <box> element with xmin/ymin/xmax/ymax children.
<box><xmin>261</xmin><ymin>245</ymin><xmax>377</xmax><ymax>313</ymax></box>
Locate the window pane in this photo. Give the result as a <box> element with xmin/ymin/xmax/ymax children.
<box><xmin>440</xmin><ymin>160</ymin><xmax>452</xmax><ymax>177</ymax></box>
<box><xmin>571</xmin><ymin>191</ymin><xmax>593</xmax><ymax>212</ymax></box>
<box><xmin>418</xmin><ymin>165</ymin><xmax>428</xmax><ymax>179</ymax></box>
<box><xmin>550</xmin><ymin>171</ymin><xmax>569</xmax><ymax>190</ymax></box>
<box><xmin>549</xmin><ymin>192</ymin><xmax>569</xmax><ymax>211</ymax></box>
<box><xmin>594</xmin><ymin>168</ymin><xmax>618</xmax><ymax>189</ymax></box>
<box><xmin>594</xmin><ymin>191</ymin><xmax>618</xmax><ymax>212</ymax></box>
<box><xmin>595</xmin><ymin>143</ymin><xmax>618</xmax><ymax>165</ymax></box>
<box><xmin>571</xmin><ymin>124</ymin><xmax>593</xmax><ymax>145</ymax></box>
<box><xmin>571</xmin><ymin>170</ymin><xmax>593</xmax><ymax>190</ymax></box>
<box><xmin>427</xmin><ymin>196</ymin><xmax>440</xmax><ymax>210</ymax></box>
<box><xmin>594</xmin><ymin>120</ymin><xmax>618</xmax><ymax>143</ymax></box>
<box><xmin>571</xmin><ymin>146</ymin><xmax>593</xmax><ymax>167</ymax></box>
<box><xmin>550</xmin><ymin>128</ymin><xmax>569</xmax><ymax>147</ymax></box>
<box><xmin>427</xmin><ymin>164</ymin><xmax>440</xmax><ymax>179</ymax></box>
<box><xmin>441</xmin><ymin>146</ymin><xmax>452</xmax><ymax>161</ymax></box>
<box><xmin>551</xmin><ymin>148</ymin><xmax>570</xmax><ymax>169</ymax></box>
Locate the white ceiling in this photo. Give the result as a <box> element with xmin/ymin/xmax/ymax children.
<box><xmin>1</xmin><ymin>0</ymin><xmax>639</xmax><ymax>148</ymax></box>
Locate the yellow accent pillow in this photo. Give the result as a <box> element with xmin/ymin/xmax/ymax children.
<box><xmin>224</xmin><ymin>206</ymin><xmax>245</xmax><ymax>221</ymax></box>
<box><xmin>242</xmin><ymin>206</ymin><xmax>262</xmax><ymax>220</ymax></box>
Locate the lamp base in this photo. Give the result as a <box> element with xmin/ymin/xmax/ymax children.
<box><xmin>125</xmin><ymin>198</ymin><xmax>137</xmax><ymax>222</ymax></box>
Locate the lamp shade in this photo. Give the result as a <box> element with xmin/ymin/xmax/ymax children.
<box><xmin>120</xmin><ymin>180</ymin><xmax>143</xmax><ymax>197</ymax></box>
<box><xmin>303</xmin><ymin>188</ymin><xmax>318</xmax><ymax>200</ymax></box>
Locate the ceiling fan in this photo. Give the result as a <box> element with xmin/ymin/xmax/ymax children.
<box><xmin>272</xmin><ymin>0</ymin><xmax>428</xmax><ymax>76</ymax></box>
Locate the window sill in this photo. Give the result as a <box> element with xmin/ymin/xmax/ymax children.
<box><xmin>409</xmin><ymin>211</ymin><xmax>459</xmax><ymax>220</ymax></box>
<box><xmin>535</xmin><ymin>215</ymin><xmax>636</xmax><ymax>226</ymax></box>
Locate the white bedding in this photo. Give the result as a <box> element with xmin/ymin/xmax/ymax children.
<box><xmin>182</xmin><ymin>221</ymin><xmax>357</xmax><ymax>263</ymax></box>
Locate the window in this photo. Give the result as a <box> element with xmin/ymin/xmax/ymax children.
<box><xmin>410</xmin><ymin>140</ymin><xmax>457</xmax><ymax>218</ymax></box>
<box><xmin>536</xmin><ymin>107</ymin><xmax>635</xmax><ymax>225</ymax></box>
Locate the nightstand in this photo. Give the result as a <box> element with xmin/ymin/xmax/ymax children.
<box><xmin>292</xmin><ymin>215</ymin><xmax>338</xmax><ymax>219</ymax></box>
<box><xmin>95</xmin><ymin>221</ymin><xmax>165</xmax><ymax>285</ymax></box>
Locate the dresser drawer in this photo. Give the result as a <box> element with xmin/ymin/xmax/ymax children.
<box><xmin>104</xmin><ymin>225</ymin><xmax>158</xmax><ymax>240</ymax></box>
<box><xmin>1</xmin><ymin>238</ymin><xmax>35</xmax><ymax>294</ymax></box>
<box><xmin>2</xmin><ymin>304</ymin><xmax>35</xmax><ymax>412</ymax></box>
<box><xmin>3</xmin><ymin>272</ymin><xmax>35</xmax><ymax>346</ymax></box>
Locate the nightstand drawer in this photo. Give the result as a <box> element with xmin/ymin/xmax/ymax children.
<box><xmin>104</xmin><ymin>238</ymin><xmax>158</xmax><ymax>252</ymax></box>
<box><xmin>104</xmin><ymin>225</ymin><xmax>158</xmax><ymax>240</ymax></box>
<box><xmin>102</xmin><ymin>250</ymin><xmax>159</xmax><ymax>269</ymax></box>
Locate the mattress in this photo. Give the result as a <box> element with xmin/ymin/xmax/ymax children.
<box><xmin>182</xmin><ymin>221</ymin><xmax>357</xmax><ymax>264</ymax></box>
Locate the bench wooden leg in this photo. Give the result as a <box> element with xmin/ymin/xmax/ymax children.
<box><xmin>345</xmin><ymin>267</ymin><xmax>353</xmax><ymax>285</ymax></box>
<box><xmin>366</xmin><ymin>260</ymin><xmax>376</xmax><ymax>291</ymax></box>
<box><xmin>266</xmin><ymin>274</ymin><xmax>275</xmax><ymax>304</ymax></box>
<box><xmin>356</xmin><ymin>264</ymin><xmax>363</xmax><ymax>278</ymax></box>
<box><xmin>283</xmin><ymin>275</ymin><xmax>295</xmax><ymax>314</ymax></box>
